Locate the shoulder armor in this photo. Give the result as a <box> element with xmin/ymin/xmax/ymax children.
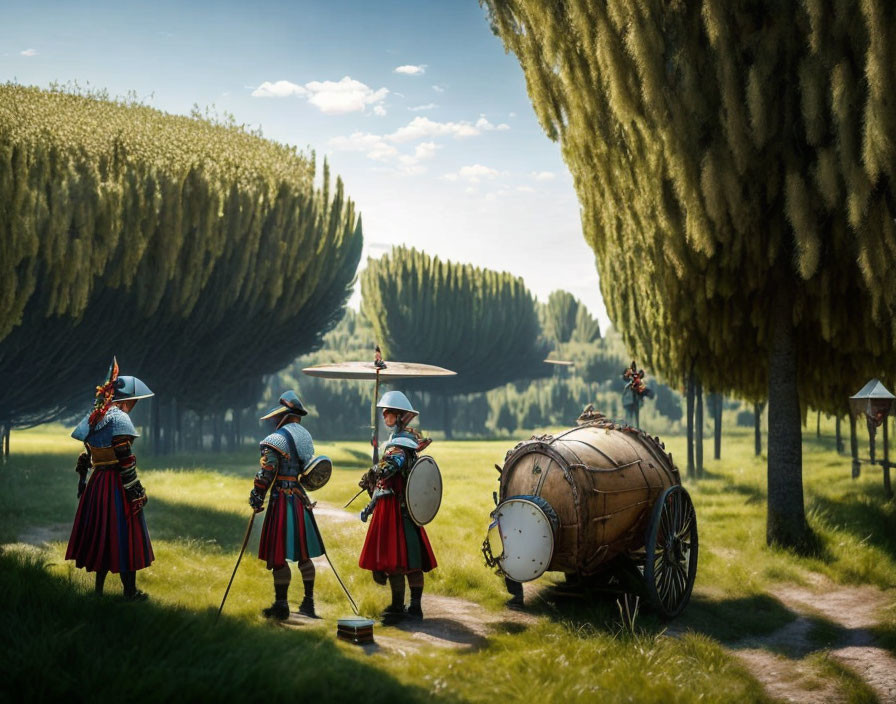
<box><xmin>279</xmin><ymin>424</ymin><xmax>314</xmax><ymax>463</ymax></box>
<box><xmin>105</xmin><ymin>407</ymin><xmax>138</xmax><ymax>437</ymax></box>
<box><xmin>260</xmin><ymin>432</ymin><xmax>289</xmax><ymax>456</ymax></box>
<box><xmin>72</xmin><ymin>414</ymin><xmax>92</xmax><ymax>441</ymax></box>
<box><xmin>385</xmin><ymin>436</ymin><xmax>418</xmax><ymax>451</ymax></box>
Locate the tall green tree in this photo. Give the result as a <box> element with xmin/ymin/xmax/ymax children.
<box><xmin>542</xmin><ymin>290</ymin><xmax>578</xmax><ymax>343</ymax></box>
<box><xmin>484</xmin><ymin>1</ymin><xmax>896</xmax><ymax>550</ymax></box>
<box><xmin>361</xmin><ymin>247</ymin><xmax>549</xmax><ymax>434</ymax></box>
<box><xmin>0</xmin><ymin>84</ymin><xmax>362</xmax><ymax>438</ymax></box>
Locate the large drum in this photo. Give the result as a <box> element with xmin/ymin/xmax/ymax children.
<box><xmin>483</xmin><ymin>412</ymin><xmax>698</xmax><ymax>618</ymax></box>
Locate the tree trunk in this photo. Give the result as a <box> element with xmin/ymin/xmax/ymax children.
<box><xmin>766</xmin><ymin>294</ymin><xmax>812</xmax><ymax>551</ymax></box>
<box><xmin>443</xmin><ymin>395</ymin><xmax>454</xmax><ymax>440</ymax></box>
<box><xmin>713</xmin><ymin>394</ymin><xmax>722</xmax><ymax>461</ymax></box>
<box><xmin>175</xmin><ymin>400</ymin><xmax>182</xmax><ymax>453</ymax></box>
<box><xmin>816</xmin><ymin>410</ymin><xmax>821</xmax><ymax>438</ymax></box>
<box><xmin>835</xmin><ymin>415</ymin><xmax>843</xmax><ymax>454</ymax></box>
<box><xmin>234</xmin><ymin>408</ymin><xmax>242</xmax><ymax>450</ymax></box>
<box><xmin>151</xmin><ymin>397</ymin><xmax>161</xmax><ymax>455</ymax></box>
<box><xmin>198</xmin><ymin>414</ymin><xmax>205</xmax><ymax>452</ymax></box>
<box><xmin>884</xmin><ymin>419</ymin><xmax>892</xmax><ymax>498</ymax></box>
<box><xmin>850</xmin><ymin>413</ymin><xmax>860</xmax><ymax>478</ymax></box>
<box><xmin>754</xmin><ymin>403</ymin><xmax>763</xmax><ymax>456</ymax></box>
<box><xmin>1</xmin><ymin>423</ymin><xmax>9</xmax><ymax>462</ymax></box>
<box><xmin>212</xmin><ymin>413</ymin><xmax>222</xmax><ymax>453</ymax></box>
<box><xmin>686</xmin><ymin>372</ymin><xmax>695</xmax><ymax>478</ymax></box>
<box><xmin>695</xmin><ymin>377</ymin><xmax>704</xmax><ymax>477</ymax></box>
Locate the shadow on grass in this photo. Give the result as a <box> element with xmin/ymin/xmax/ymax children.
<box><xmin>811</xmin><ymin>493</ymin><xmax>896</xmax><ymax>562</ymax></box>
<box><xmin>523</xmin><ymin>582</ymin><xmax>798</xmax><ymax>643</ymax></box>
<box><xmin>0</xmin><ymin>549</ymin><xmax>452</xmax><ymax>703</ymax></box>
<box><xmin>146</xmin><ymin>497</ymin><xmax>253</xmax><ymax>552</ymax></box>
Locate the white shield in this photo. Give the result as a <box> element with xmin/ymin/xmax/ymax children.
<box><xmin>405</xmin><ymin>455</ymin><xmax>442</xmax><ymax>525</ymax></box>
<box><xmin>487</xmin><ymin>496</ymin><xmax>558</xmax><ymax>582</ymax></box>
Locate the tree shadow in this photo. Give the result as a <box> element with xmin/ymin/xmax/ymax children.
<box><xmin>0</xmin><ymin>549</ymin><xmax>454</xmax><ymax>703</ymax></box>
<box><xmin>389</xmin><ymin>616</ymin><xmax>488</xmax><ymax>650</ymax></box>
<box><xmin>810</xmin><ymin>494</ymin><xmax>896</xmax><ymax>562</ymax></box>
<box><xmin>145</xmin><ymin>497</ymin><xmax>254</xmax><ymax>552</ymax></box>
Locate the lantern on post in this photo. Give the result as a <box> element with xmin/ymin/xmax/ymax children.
<box><xmin>849</xmin><ymin>379</ymin><xmax>895</xmax><ymax>497</ymax></box>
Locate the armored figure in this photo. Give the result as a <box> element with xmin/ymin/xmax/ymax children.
<box><xmin>66</xmin><ymin>358</ymin><xmax>155</xmax><ymax>599</ymax></box>
<box><xmin>358</xmin><ymin>391</ymin><xmax>437</xmax><ymax>621</ymax></box>
<box><xmin>250</xmin><ymin>390</ymin><xmax>325</xmax><ymax>620</ymax></box>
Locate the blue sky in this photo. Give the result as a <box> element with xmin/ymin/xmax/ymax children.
<box><xmin>2</xmin><ymin>0</ymin><xmax>609</xmax><ymax>330</ymax></box>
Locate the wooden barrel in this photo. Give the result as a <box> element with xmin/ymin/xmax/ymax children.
<box><xmin>498</xmin><ymin>416</ymin><xmax>679</xmax><ymax>576</ymax></box>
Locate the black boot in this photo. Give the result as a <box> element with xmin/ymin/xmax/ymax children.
<box><xmin>505</xmin><ymin>577</ymin><xmax>524</xmax><ymax>610</ymax></box>
<box><xmin>262</xmin><ymin>601</ymin><xmax>290</xmax><ymax>620</ymax></box>
<box><xmin>407</xmin><ymin>586</ymin><xmax>423</xmax><ymax>620</ymax></box>
<box><xmin>94</xmin><ymin>570</ymin><xmax>108</xmax><ymax>596</ymax></box>
<box><xmin>298</xmin><ymin>580</ymin><xmax>320</xmax><ymax>619</ymax></box>
<box><xmin>263</xmin><ymin>578</ymin><xmax>290</xmax><ymax>620</ymax></box>
<box><xmin>382</xmin><ymin>574</ymin><xmax>406</xmax><ymax>622</ymax></box>
<box><xmin>120</xmin><ymin>571</ymin><xmax>147</xmax><ymax>601</ymax></box>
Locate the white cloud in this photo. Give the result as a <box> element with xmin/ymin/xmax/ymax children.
<box><xmin>516</xmin><ymin>185</ymin><xmax>535</xmax><ymax>193</ymax></box>
<box><xmin>20</xmin><ymin>48</ymin><xmax>37</xmax><ymax>57</ymax></box>
<box><xmin>476</xmin><ymin>115</ymin><xmax>510</xmax><ymax>131</ymax></box>
<box><xmin>251</xmin><ymin>76</ymin><xmax>387</xmax><ymax>115</ymax></box>
<box><xmin>394</xmin><ymin>64</ymin><xmax>426</xmax><ymax>75</ymax></box>
<box><xmin>328</xmin><ymin>132</ymin><xmax>397</xmax><ymax>161</ymax></box>
<box><xmin>390</xmin><ymin>116</ymin><xmax>481</xmax><ymax>142</ymax></box>
<box><xmin>445</xmin><ymin>164</ymin><xmax>503</xmax><ymax>184</ymax></box>
<box><xmin>408</xmin><ymin>103</ymin><xmax>437</xmax><ymax>112</ymax></box>
<box><xmin>509</xmin><ymin>112</ymin><xmax>517</xmax><ymax>118</ymax></box>
<box><xmin>432</xmin><ymin>85</ymin><xmax>445</xmax><ymax>93</ymax></box>
<box><xmin>398</xmin><ymin>141</ymin><xmax>440</xmax><ymax>174</ymax></box>
<box><xmin>305</xmin><ymin>77</ymin><xmax>388</xmax><ymax>114</ymax></box>
<box><xmin>251</xmin><ymin>80</ymin><xmax>306</xmax><ymax>98</ymax></box>
<box><xmin>373</xmin><ymin>105</ymin><xmax>387</xmax><ymax>117</ymax></box>
<box><xmin>531</xmin><ymin>171</ymin><xmax>556</xmax><ymax>181</ymax></box>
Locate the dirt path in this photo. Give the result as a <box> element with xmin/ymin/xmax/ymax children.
<box><xmin>284</xmin><ymin>593</ymin><xmax>538</xmax><ymax>654</ymax></box>
<box><xmin>729</xmin><ymin>578</ymin><xmax>896</xmax><ymax>703</ymax></box>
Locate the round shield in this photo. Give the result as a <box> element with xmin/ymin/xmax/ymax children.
<box><xmin>405</xmin><ymin>455</ymin><xmax>442</xmax><ymax>526</ymax></box>
<box><xmin>487</xmin><ymin>495</ymin><xmax>558</xmax><ymax>582</ymax></box>
<box><xmin>301</xmin><ymin>456</ymin><xmax>332</xmax><ymax>492</ymax></box>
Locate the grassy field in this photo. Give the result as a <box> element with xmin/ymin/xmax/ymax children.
<box><xmin>1</xmin><ymin>421</ymin><xmax>894</xmax><ymax>702</ymax></box>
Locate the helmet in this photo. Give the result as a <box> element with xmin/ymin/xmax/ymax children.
<box><xmin>113</xmin><ymin>375</ymin><xmax>154</xmax><ymax>402</ymax></box>
<box><xmin>260</xmin><ymin>389</ymin><xmax>308</xmax><ymax>420</ymax></box>
<box><xmin>376</xmin><ymin>390</ymin><xmax>418</xmax><ymax>420</ymax></box>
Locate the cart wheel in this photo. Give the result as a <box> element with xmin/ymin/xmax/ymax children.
<box><xmin>644</xmin><ymin>485</ymin><xmax>698</xmax><ymax>618</ymax></box>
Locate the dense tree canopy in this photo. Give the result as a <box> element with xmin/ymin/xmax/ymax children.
<box><xmin>361</xmin><ymin>246</ymin><xmax>549</xmax><ymax>396</ymax></box>
<box><xmin>0</xmin><ymin>84</ymin><xmax>362</xmax><ymax>433</ymax></box>
<box><xmin>483</xmin><ymin>0</ymin><xmax>896</xmax><ymax>548</ymax></box>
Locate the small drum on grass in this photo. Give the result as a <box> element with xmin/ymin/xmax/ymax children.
<box><xmin>301</xmin><ymin>456</ymin><xmax>333</xmax><ymax>492</ymax></box>
<box><xmin>337</xmin><ymin>617</ymin><xmax>375</xmax><ymax>645</ymax></box>
<box><xmin>405</xmin><ymin>455</ymin><xmax>442</xmax><ymax>526</ymax></box>
<box><xmin>482</xmin><ymin>494</ymin><xmax>559</xmax><ymax>582</ymax></box>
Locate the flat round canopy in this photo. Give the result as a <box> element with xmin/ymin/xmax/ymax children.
<box><xmin>302</xmin><ymin>360</ymin><xmax>457</xmax><ymax>381</ymax></box>
<box><xmin>544</xmin><ymin>359</ymin><xmax>574</xmax><ymax>367</ymax></box>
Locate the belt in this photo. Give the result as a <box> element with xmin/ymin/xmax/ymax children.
<box><xmin>277</xmin><ymin>475</ymin><xmax>299</xmax><ymax>481</ymax></box>
<box><xmin>87</xmin><ymin>445</ymin><xmax>118</xmax><ymax>467</ymax></box>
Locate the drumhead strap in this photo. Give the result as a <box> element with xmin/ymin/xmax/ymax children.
<box><xmin>276</xmin><ymin>428</ymin><xmax>306</xmax><ymax>473</ymax></box>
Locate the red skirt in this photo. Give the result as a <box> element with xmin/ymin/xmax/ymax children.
<box><xmin>359</xmin><ymin>494</ymin><xmax>437</xmax><ymax>573</ymax></box>
<box><xmin>66</xmin><ymin>467</ymin><xmax>154</xmax><ymax>573</ymax></box>
<box><xmin>258</xmin><ymin>491</ymin><xmax>325</xmax><ymax>569</ymax></box>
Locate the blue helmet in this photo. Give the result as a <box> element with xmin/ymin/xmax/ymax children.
<box><xmin>376</xmin><ymin>390</ymin><xmax>418</xmax><ymax>420</ymax></box>
<box><xmin>113</xmin><ymin>375</ymin><xmax>154</xmax><ymax>402</ymax></box>
<box><xmin>260</xmin><ymin>389</ymin><xmax>308</xmax><ymax>421</ymax></box>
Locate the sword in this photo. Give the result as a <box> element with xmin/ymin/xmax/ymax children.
<box><xmin>216</xmin><ymin>511</ymin><xmax>257</xmax><ymax>622</ymax></box>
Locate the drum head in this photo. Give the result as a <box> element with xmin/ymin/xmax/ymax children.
<box><xmin>489</xmin><ymin>496</ymin><xmax>558</xmax><ymax>582</ymax></box>
<box><xmin>405</xmin><ymin>456</ymin><xmax>442</xmax><ymax>526</ymax></box>
<box><xmin>301</xmin><ymin>456</ymin><xmax>332</xmax><ymax>492</ymax></box>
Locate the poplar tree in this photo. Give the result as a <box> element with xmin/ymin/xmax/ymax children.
<box><xmin>361</xmin><ymin>247</ymin><xmax>549</xmax><ymax>434</ymax></box>
<box><xmin>0</xmin><ymin>84</ymin><xmax>362</xmax><ymax>436</ymax></box>
<box><xmin>484</xmin><ymin>0</ymin><xmax>896</xmax><ymax>550</ymax></box>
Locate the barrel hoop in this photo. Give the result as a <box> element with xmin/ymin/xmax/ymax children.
<box><xmin>561</xmin><ymin>438</ymin><xmax>619</xmax><ymax>468</ymax></box>
<box><xmin>576</xmin><ymin>459</ymin><xmax>641</xmax><ymax>473</ymax></box>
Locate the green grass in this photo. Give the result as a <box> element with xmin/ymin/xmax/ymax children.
<box><xmin>1</xmin><ymin>422</ymin><xmax>894</xmax><ymax>702</ymax></box>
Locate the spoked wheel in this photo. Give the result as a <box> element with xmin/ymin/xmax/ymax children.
<box><xmin>644</xmin><ymin>485</ymin><xmax>698</xmax><ymax>619</ymax></box>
